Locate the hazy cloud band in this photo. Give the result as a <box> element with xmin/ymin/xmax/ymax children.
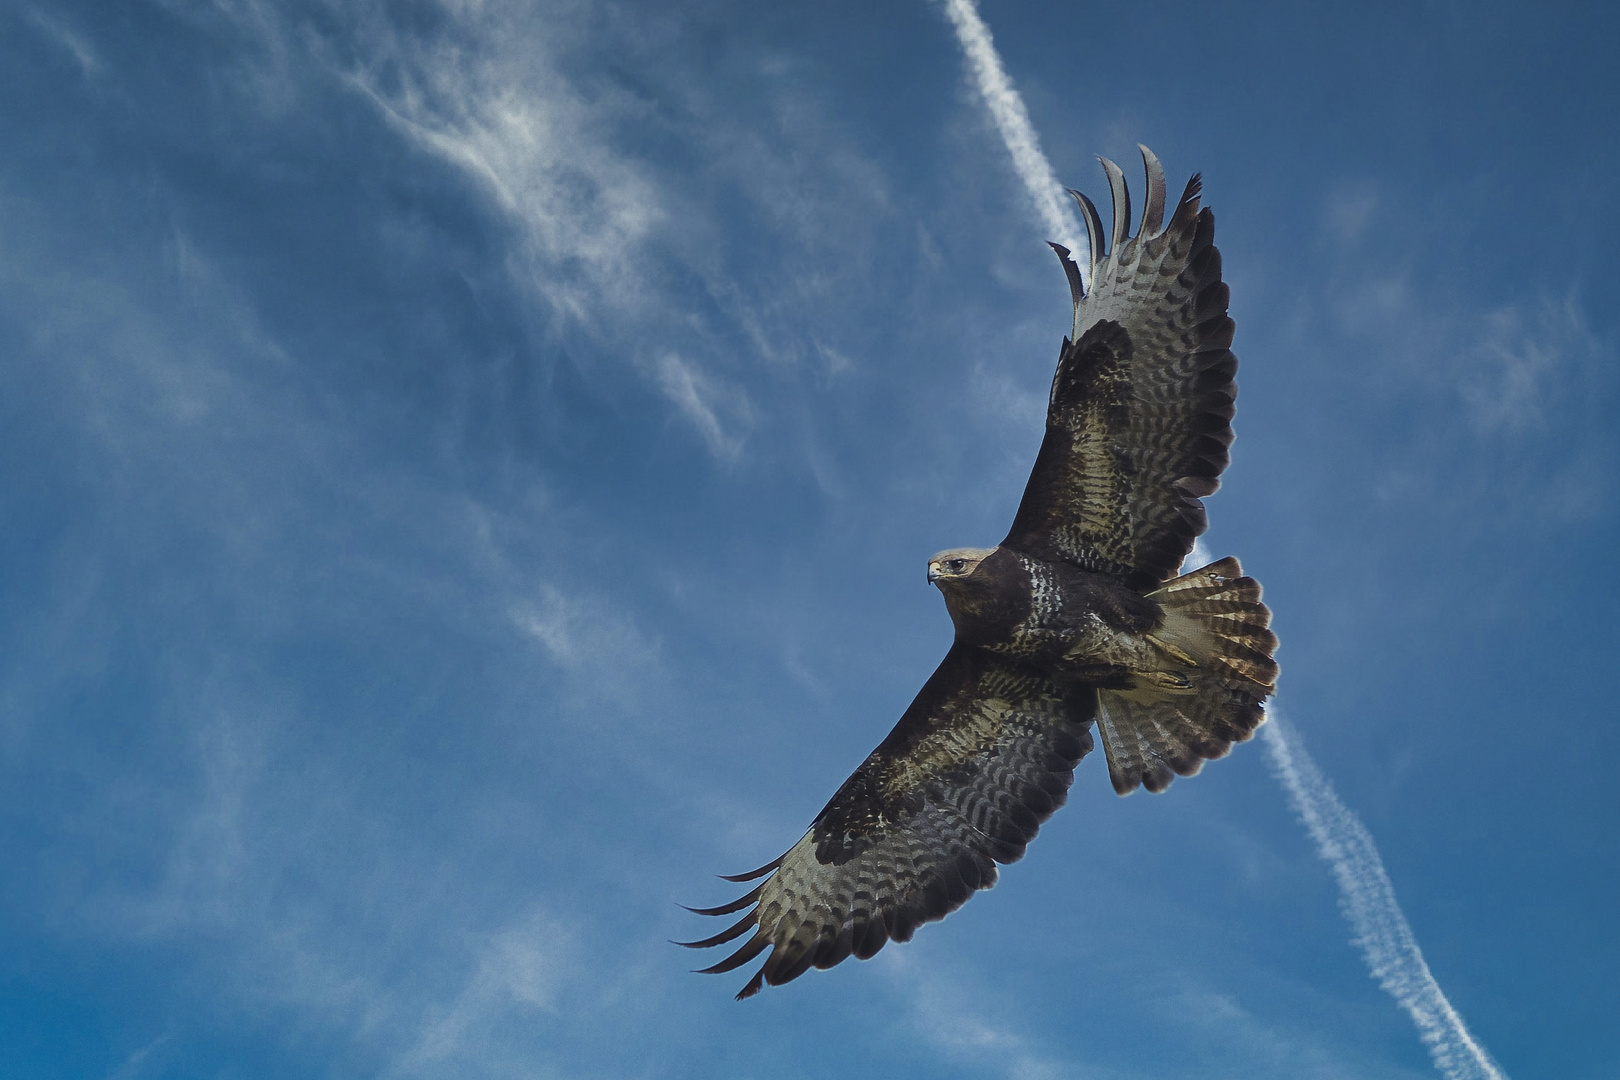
<box><xmin>938</xmin><ymin>0</ymin><xmax>1087</xmax><ymax>264</ymax></box>
<box><xmin>1262</xmin><ymin>716</ymin><xmax>1507</xmax><ymax>1080</ymax></box>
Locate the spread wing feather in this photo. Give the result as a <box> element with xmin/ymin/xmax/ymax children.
<box><xmin>681</xmin><ymin>646</ymin><xmax>1094</xmax><ymax>998</ymax></box>
<box><xmin>1003</xmin><ymin>146</ymin><xmax>1238</xmax><ymax>591</ymax></box>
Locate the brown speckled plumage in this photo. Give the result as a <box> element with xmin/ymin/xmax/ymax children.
<box><xmin>684</xmin><ymin>149</ymin><xmax>1277</xmax><ymax>998</ymax></box>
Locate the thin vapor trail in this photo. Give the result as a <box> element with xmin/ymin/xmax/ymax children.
<box><xmin>1262</xmin><ymin>715</ymin><xmax>1507</xmax><ymax>1080</ymax></box>
<box><xmin>938</xmin><ymin>0</ymin><xmax>1088</xmax><ymax>265</ymax></box>
<box><xmin>938</xmin><ymin>2</ymin><xmax>1509</xmax><ymax>1076</ymax></box>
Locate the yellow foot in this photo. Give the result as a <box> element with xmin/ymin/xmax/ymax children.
<box><xmin>1146</xmin><ymin>634</ymin><xmax>1199</xmax><ymax>667</ymax></box>
<box><xmin>1134</xmin><ymin>670</ymin><xmax>1194</xmax><ymax>692</ymax></box>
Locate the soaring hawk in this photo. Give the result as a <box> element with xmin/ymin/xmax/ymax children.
<box><xmin>682</xmin><ymin>148</ymin><xmax>1278</xmax><ymax>998</ymax></box>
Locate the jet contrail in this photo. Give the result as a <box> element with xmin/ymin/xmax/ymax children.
<box><xmin>938</xmin><ymin>0</ymin><xmax>1088</xmax><ymax>266</ymax></box>
<box><xmin>1262</xmin><ymin>714</ymin><xmax>1506</xmax><ymax>1080</ymax></box>
<box><xmin>938</xmin><ymin>3</ymin><xmax>1508</xmax><ymax>1076</ymax></box>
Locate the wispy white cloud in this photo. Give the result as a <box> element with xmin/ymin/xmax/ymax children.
<box><xmin>133</xmin><ymin>700</ymin><xmax>258</xmax><ymax>934</ymax></box>
<box><xmin>1299</xmin><ymin>218</ymin><xmax>1608</xmax><ymax>539</ymax></box>
<box><xmin>24</xmin><ymin>6</ymin><xmax>101</xmax><ymax>77</ymax></box>
<box><xmin>333</xmin><ymin>8</ymin><xmax>662</xmax><ymax>329</ymax></box>
<box><xmin>892</xmin><ymin>952</ymin><xmax>1392</xmax><ymax>1080</ymax></box>
<box><xmin>1463</xmin><ymin>298</ymin><xmax>1596</xmax><ymax>434</ymax></box>
<box><xmin>1324</xmin><ymin>182</ymin><xmax>1380</xmax><ymax>244</ymax></box>
<box><xmin>1262</xmin><ymin>712</ymin><xmax>1507</xmax><ymax>1080</ymax></box>
<box><xmin>938</xmin><ymin>0</ymin><xmax>1087</xmax><ymax>264</ymax></box>
<box><xmin>509</xmin><ymin>582</ymin><xmax>659</xmax><ymax>679</ymax></box>
<box><xmin>655</xmin><ymin>352</ymin><xmax>754</xmax><ymax>460</ymax></box>
<box><xmin>102</xmin><ymin>1033</ymin><xmax>173</xmax><ymax>1080</ymax></box>
<box><xmin>1136</xmin><ymin>973</ymin><xmax>1400</xmax><ymax>1080</ymax></box>
<box><xmin>1318</xmin><ymin>203</ymin><xmax>1599</xmax><ymax>444</ymax></box>
<box><xmin>400</xmin><ymin>906</ymin><xmax>575</xmax><ymax>1070</ymax></box>
<box><xmin>313</xmin><ymin>0</ymin><xmax>896</xmax><ymax>466</ymax></box>
<box><xmin>885</xmin><ymin>953</ymin><xmax>1089</xmax><ymax>1080</ymax></box>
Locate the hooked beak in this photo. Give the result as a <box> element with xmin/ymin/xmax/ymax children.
<box><xmin>927</xmin><ymin>564</ymin><xmax>941</xmax><ymax>584</ymax></box>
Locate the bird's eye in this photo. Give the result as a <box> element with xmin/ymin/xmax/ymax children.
<box><xmin>946</xmin><ymin>559</ymin><xmax>966</xmax><ymax>573</ymax></box>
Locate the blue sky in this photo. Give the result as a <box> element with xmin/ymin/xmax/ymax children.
<box><xmin>3</xmin><ymin>1</ymin><xmax>1616</xmax><ymax>1077</ymax></box>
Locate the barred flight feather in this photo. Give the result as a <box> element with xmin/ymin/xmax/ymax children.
<box><xmin>686</xmin><ymin>647</ymin><xmax>1094</xmax><ymax>998</ymax></box>
<box><xmin>1005</xmin><ymin>149</ymin><xmax>1240</xmax><ymax>591</ymax></box>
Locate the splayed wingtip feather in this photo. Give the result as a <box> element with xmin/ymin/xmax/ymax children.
<box><xmin>681</xmin><ymin>882</ymin><xmax>764</xmax><ymax>917</ymax></box>
<box><xmin>718</xmin><ymin>857</ymin><xmax>782</xmax><ymax>883</ymax></box>
<box><xmin>1137</xmin><ymin>144</ymin><xmax>1167</xmax><ymax>236</ymax></box>
<box><xmin>696</xmin><ymin>931</ymin><xmax>770</xmax><ymax>976</ymax></box>
<box><xmin>673</xmin><ymin>912</ymin><xmax>758</xmax><ymax>950</ymax></box>
<box><xmin>1097</xmin><ymin>156</ymin><xmax>1132</xmax><ymax>252</ymax></box>
<box><xmin>1067</xmin><ymin>188</ymin><xmax>1106</xmax><ymax>272</ymax></box>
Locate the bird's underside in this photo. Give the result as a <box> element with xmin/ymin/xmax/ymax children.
<box><xmin>683</xmin><ymin>147</ymin><xmax>1278</xmax><ymax>998</ymax></box>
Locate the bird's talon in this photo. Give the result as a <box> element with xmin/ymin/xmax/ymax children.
<box><xmin>1146</xmin><ymin>634</ymin><xmax>1198</xmax><ymax>667</ymax></box>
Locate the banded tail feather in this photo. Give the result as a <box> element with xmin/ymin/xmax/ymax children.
<box><xmin>1097</xmin><ymin>557</ymin><xmax>1278</xmax><ymax>795</ymax></box>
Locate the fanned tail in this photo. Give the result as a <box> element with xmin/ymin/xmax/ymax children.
<box><xmin>1097</xmin><ymin>557</ymin><xmax>1277</xmax><ymax>795</ymax></box>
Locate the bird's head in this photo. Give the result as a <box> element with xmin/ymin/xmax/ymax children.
<box><xmin>927</xmin><ymin>547</ymin><xmax>997</xmax><ymax>589</ymax></box>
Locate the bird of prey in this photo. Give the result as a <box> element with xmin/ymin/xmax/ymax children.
<box><xmin>682</xmin><ymin>148</ymin><xmax>1278</xmax><ymax>999</ymax></box>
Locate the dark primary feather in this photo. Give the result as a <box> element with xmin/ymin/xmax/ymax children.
<box><xmin>1004</xmin><ymin>148</ymin><xmax>1237</xmax><ymax>590</ymax></box>
<box><xmin>681</xmin><ymin>646</ymin><xmax>1094</xmax><ymax>998</ymax></box>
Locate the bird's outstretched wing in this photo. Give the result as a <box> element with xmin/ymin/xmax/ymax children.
<box><xmin>1003</xmin><ymin>147</ymin><xmax>1237</xmax><ymax>591</ymax></box>
<box><xmin>680</xmin><ymin>645</ymin><xmax>1094</xmax><ymax>998</ymax></box>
